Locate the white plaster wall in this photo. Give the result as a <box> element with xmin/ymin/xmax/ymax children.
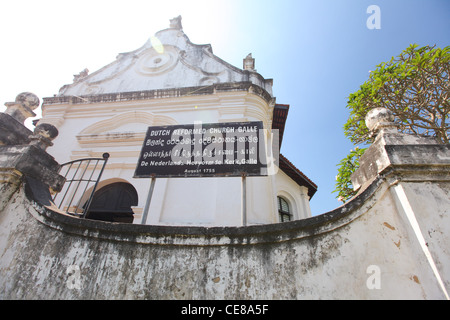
<box><xmin>40</xmin><ymin>91</ymin><xmax>306</xmax><ymax>227</ymax></box>
<box><xmin>275</xmin><ymin>169</ymin><xmax>312</xmax><ymax>220</ymax></box>
<box><xmin>393</xmin><ymin>181</ymin><xmax>450</xmax><ymax>291</ymax></box>
<box><xmin>34</xmin><ymin>19</ymin><xmax>299</xmax><ymax>227</ymax></box>
<box><xmin>1</xmin><ymin>170</ymin><xmax>448</xmax><ymax>299</ymax></box>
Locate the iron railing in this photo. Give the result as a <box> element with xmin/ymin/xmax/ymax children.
<box><xmin>53</xmin><ymin>153</ymin><xmax>109</xmax><ymax>218</ymax></box>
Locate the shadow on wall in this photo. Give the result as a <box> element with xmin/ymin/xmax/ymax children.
<box><xmin>1</xmin><ymin>94</ymin><xmax>449</xmax><ymax>300</ymax></box>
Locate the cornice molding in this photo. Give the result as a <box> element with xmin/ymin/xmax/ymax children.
<box><xmin>43</xmin><ymin>82</ymin><xmax>274</xmax><ymax>107</ymax></box>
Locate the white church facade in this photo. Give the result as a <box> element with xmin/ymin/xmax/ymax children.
<box><xmin>38</xmin><ymin>16</ymin><xmax>317</xmax><ymax>226</ymax></box>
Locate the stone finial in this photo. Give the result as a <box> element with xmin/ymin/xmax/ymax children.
<box><xmin>365</xmin><ymin>107</ymin><xmax>397</xmax><ymax>136</ymax></box>
<box><xmin>243</xmin><ymin>53</ymin><xmax>255</xmax><ymax>71</ymax></box>
<box><xmin>28</xmin><ymin>123</ymin><xmax>59</xmax><ymax>150</ymax></box>
<box><xmin>169</xmin><ymin>15</ymin><xmax>183</xmax><ymax>30</ymax></box>
<box><xmin>73</xmin><ymin>68</ymin><xmax>89</xmax><ymax>83</ymax></box>
<box><xmin>4</xmin><ymin>92</ymin><xmax>40</xmax><ymax>124</ymax></box>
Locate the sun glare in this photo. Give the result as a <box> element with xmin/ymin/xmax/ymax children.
<box><xmin>150</xmin><ymin>36</ymin><xmax>165</xmax><ymax>54</ymax></box>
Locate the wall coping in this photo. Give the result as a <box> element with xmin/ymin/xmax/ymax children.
<box><xmin>19</xmin><ymin>128</ymin><xmax>450</xmax><ymax>247</ymax></box>
<box><xmin>25</xmin><ymin>173</ymin><xmax>386</xmax><ymax>247</ymax></box>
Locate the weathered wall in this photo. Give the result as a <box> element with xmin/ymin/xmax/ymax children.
<box><xmin>0</xmin><ymin>165</ymin><xmax>449</xmax><ymax>299</ymax></box>
<box><xmin>1</xmin><ymin>103</ymin><xmax>449</xmax><ymax>300</ymax></box>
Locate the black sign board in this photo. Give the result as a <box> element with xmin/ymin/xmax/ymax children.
<box><xmin>134</xmin><ymin>121</ymin><xmax>269</xmax><ymax>178</ymax></box>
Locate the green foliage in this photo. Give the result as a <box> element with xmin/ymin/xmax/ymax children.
<box><xmin>344</xmin><ymin>44</ymin><xmax>450</xmax><ymax>145</ymax></box>
<box><xmin>333</xmin><ymin>147</ymin><xmax>367</xmax><ymax>203</ymax></box>
<box><xmin>335</xmin><ymin>44</ymin><xmax>449</xmax><ymax>202</ymax></box>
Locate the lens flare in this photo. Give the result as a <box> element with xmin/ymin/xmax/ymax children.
<box><xmin>150</xmin><ymin>36</ymin><xmax>164</xmax><ymax>54</ymax></box>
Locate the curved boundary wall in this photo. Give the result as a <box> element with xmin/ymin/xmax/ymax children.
<box><xmin>0</xmin><ymin>106</ymin><xmax>449</xmax><ymax>299</ymax></box>
<box><xmin>1</xmin><ymin>162</ymin><xmax>449</xmax><ymax>299</ymax></box>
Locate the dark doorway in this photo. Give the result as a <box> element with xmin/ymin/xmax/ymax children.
<box><xmin>85</xmin><ymin>182</ymin><xmax>138</xmax><ymax>223</ymax></box>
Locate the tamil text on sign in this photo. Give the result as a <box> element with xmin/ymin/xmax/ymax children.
<box><xmin>134</xmin><ymin>121</ymin><xmax>278</xmax><ymax>178</ymax></box>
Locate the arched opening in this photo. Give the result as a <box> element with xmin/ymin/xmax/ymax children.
<box><xmin>277</xmin><ymin>196</ymin><xmax>292</xmax><ymax>222</ymax></box>
<box><xmin>85</xmin><ymin>182</ymin><xmax>138</xmax><ymax>223</ymax></box>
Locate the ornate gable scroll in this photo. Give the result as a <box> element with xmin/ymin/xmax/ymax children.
<box><xmin>57</xmin><ymin>18</ymin><xmax>266</xmax><ymax>97</ymax></box>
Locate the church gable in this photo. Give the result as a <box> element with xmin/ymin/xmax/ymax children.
<box><xmin>37</xmin><ymin>16</ymin><xmax>316</xmax><ymax>227</ymax></box>
<box><xmin>58</xmin><ymin>16</ymin><xmax>272</xmax><ymax>97</ymax></box>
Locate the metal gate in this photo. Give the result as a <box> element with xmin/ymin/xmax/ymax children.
<box><xmin>53</xmin><ymin>153</ymin><xmax>109</xmax><ymax>218</ymax></box>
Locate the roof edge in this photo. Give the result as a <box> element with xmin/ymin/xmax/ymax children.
<box><xmin>279</xmin><ymin>153</ymin><xmax>317</xmax><ymax>199</ymax></box>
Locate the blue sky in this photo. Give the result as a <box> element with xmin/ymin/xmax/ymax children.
<box><xmin>0</xmin><ymin>0</ymin><xmax>449</xmax><ymax>215</ymax></box>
